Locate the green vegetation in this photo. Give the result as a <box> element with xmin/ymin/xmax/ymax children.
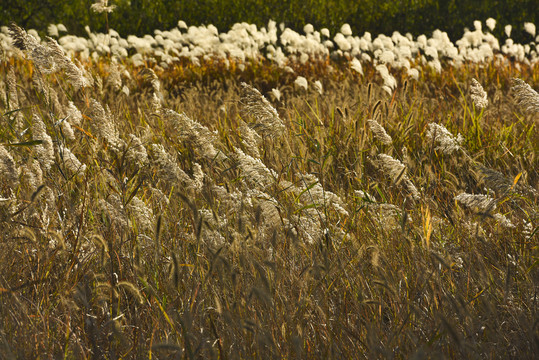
<box><xmin>3</xmin><ymin>0</ymin><xmax>538</xmax><ymax>41</ymax></box>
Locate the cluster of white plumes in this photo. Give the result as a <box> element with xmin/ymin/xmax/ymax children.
<box><xmin>1</xmin><ymin>18</ymin><xmax>537</xmax><ymax>96</ymax></box>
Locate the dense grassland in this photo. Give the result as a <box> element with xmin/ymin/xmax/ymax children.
<box><xmin>0</xmin><ymin>22</ymin><xmax>538</xmax><ymax>359</ymax></box>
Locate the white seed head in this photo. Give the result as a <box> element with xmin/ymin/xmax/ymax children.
<box><xmin>58</xmin><ymin>145</ymin><xmax>86</xmax><ymax>173</ymax></box>
<box><xmin>125</xmin><ymin>134</ymin><xmax>148</xmax><ymax>167</ymax></box>
<box><xmin>493</xmin><ymin>213</ymin><xmax>515</xmax><ymax>228</ymax></box>
<box><xmin>524</xmin><ymin>22</ymin><xmax>536</xmax><ymax>37</ymax></box>
<box><xmin>66</xmin><ymin>101</ymin><xmax>82</xmax><ymax>126</ymax></box>
<box><xmin>160</xmin><ymin>109</ymin><xmax>222</xmax><ymax>160</ymax></box>
<box><xmin>294</xmin><ymin>76</ymin><xmax>308</xmax><ymax>90</ymax></box>
<box><xmin>0</xmin><ymin>145</ymin><xmax>19</xmax><ymax>188</ymax></box>
<box><xmin>32</xmin><ymin>114</ymin><xmax>55</xmax><ymax>172</ymax></box>
<box><xmin>150</xmin><ymin>144</ymin><xmax>191</xmax><ymax>185</ymax></box>
<box><xmin>470</xmin><ymin>78</ymin><xmax>488</xmax><ymax>109</ymax></box>
<box><xmin>21</xmin><ymin>159</ymin><xmax>43</xmax><ymax>192</ymax></box>
<box><xmin>425</xmin><ymin>123</ymin><xmax>464</xmax><ymax>155</ymax></box>
<box><xmin>91</xmin><ymin>0</ymin><xmax>117</xmax><ymax>13</ymax></box>
<box><xmin>375</xmin><ymin>154</ymin><xmax>420</xmax><ymax>200</ymax></box>
<box><xmin>126</xmin><ymin>196</ymin><xmax>154</xmax><ymax>234</ymax></box>
<box><xmin>505</xmin><ymin>25</ymin><xmax>512</xmax><ymax>38</ymax></box>
<box><xmin>88</xmin><ymin>99</ymin><xmax>122</xmax><ymax>151</ymax></box>
<box><xmin>239</xmin><ymin>120</ymin><xmax>262</xmax><ymax>158</ymax></box>
<box><xmin>511</xmin><ymin>78</ymin><xmax>539</xmax><ymax>114</ymax></box>
<box><xmin>454</xmin><ymin>193</ymin><xmax>496</xmax><ymax>213</ymax></box>
<box><xmin>46</xmin><ymin>37</ymin><xmax>90</xmax><ymax>89</ymax></box>
<box><xmin>234</xmin><ymin>147</ymin><xmax>277</xmax><ymax>189</ymax></box>
<box><xmin>367</xmin><ymin>119</ymin><xmax>392</xmax><ymax>145</ymax></box>
<box><xmin>486</xmin><ymin>18</ymin><xmax>496</xmax><ymax>32</ymax></box>
<box><xmin>240</xmin><ymin>82</ymin><xmax>285</xmax><ymax>138</ymax></box>
<box><xmin>351</xmin><ymin>58</ymin><xmax>364</xmax><ymax>76</ymax></box>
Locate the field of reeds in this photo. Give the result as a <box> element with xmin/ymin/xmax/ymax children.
<box><xmin>0</xmin><ymin>18</ymin><xmax>538</xmax><ymax>359</ymax></box>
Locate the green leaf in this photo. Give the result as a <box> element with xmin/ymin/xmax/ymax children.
<box><xmin>5</xmin><ymin>140</ymin><xmax>44</xmax><ymax>147</ymax></box>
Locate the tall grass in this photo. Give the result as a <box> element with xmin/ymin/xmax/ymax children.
<box><xmin>0</xmin><ymin>25</ymin><xmax>537</xmax><ymax>359</ymax></box>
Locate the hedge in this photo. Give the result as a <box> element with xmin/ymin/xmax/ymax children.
<box><xmin>2</xmin><ymin>0</ymin><xmax>537</xmax><ymax>42</ymax></box>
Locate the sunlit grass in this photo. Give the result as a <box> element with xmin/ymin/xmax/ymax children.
<box><xmin>0</xmin><ymin>32</ymin><xmax>537</xmax><ymax>359</ymax></box>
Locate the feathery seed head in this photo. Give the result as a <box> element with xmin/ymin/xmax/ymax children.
<box><xmin>191</xmin><ymin>163</ymin><xmax>205</xmax><ymax>191</ymax></box>
<box><xmin>478</xmin><ymin>166</ymin><xmax>512</xmax><ymax>196</ymax></box>
<box><xmin>58</xmin><ymin>145</ymin><xmax>86</xmax><ymax>173</ymax></box>
<box><xmin>294</xmin><ymin>76</ymin><xmax>308</xmax><ymax>90</ymax></box>
<box><xmin>234</xmin><ymin>147</ymin><xmax>277</xmax><ymax>189</ymax></box>
<box><xmin>108</xmin><ymin>63</ymin><xmax>123</xmax><ymax>91</ymax></box>
<box><xmin>470</xmin><ymin>78</ymin><xmax>488</xmax><ymax>109</ymax></box>
<box><xmin>511</xmin><ymin>78</ymin><xmax>539</xmax><ymax>114</ymax></box>
<box><xmin>32</xmin><ymin>114</ymin><xmax>55</xmax><ymax>172</ymax></box>
<box><xmin>313</xmin><ymin>80</ymin><xmax>323</xmax><ymax>95</ymax></box>
<box><xmin>160</xmin><ymin>109</ymin><xmax>222</xmax><ymax>160</ymax></box>
<box><xmin>240</xmin><ymin>82</ymin><xmax>285</xmax><ymax>138</ymax></box>
<box><xmin>486</xmin><ymin>18</ymin><xmax>496</xmax><ymax>32</ymax></box>
<box><xmin>376</xmin><ymin>154</ymin><xmax>405</xmax><ymax>182</ymax></box>
<box><xmin>66</xmin><ymin>101</ymin><xmax>82</xmax><ymax>126</ymax></box>
<box><xmin>21</xmin><ymin>159</ymin><xmax>43</xmax><ymax>192</ymax></box>
<box><xmin>292</xmin><ymin>174</ymin><xmax>349</xmax><ymax>217</ymax></box>
<box><xmin>46</xmin><ymin>37</ymin><xmax>90</xmax><ymax>89</ymax></box>
<box><xmin>98</xmin><ymin>194</ymin><xmax>128</xmax><ymax>231</ymax></box>
<box><xmin>425</xmin><ymin>123</ymin><xmax>464</xmax><ymax>155</ymax></box>
<box><xmin>30</xmin><ymin>45</ymin><xmax>56</xmax><ymax>74</ymax></box>
<box><xmin>271</xmin><ymin>88</ymin><xmax>281</xmax><ymax>101</ymax></box>
<box><xmin>454</xmin><ymin>193</ymin><xmax>496</xmax><ymax>213</ymax></box>
<box><xmin>493</xmin><ymin>213</ymin><xmax>515</xmax><ymax>228</ymax></box>
<box><xmin>0</xmin><ymin>145</ymin><xmax>19</xmax><ymax>188</ymax></box>
<box><xmin>375</xmin><ymin>154</ymin><xmax>420</xmax><ymax>200</ymax></box>
<box><xmin>91</xmin><ymin>0</ymin><xmax>117</xmax><ymax>13</ymax></box>
<box><xmin>5</xmin><ymin>66</ymin><xmax>24</xmax><ymax>132</ymax></box>
<box><xmin>505</xmin><ymin>25</ymin><xmax>512</xmax><ymax>38</ymax></box>
<box><xmin>367</xmin><ymin>119</ymin><xmax>392</xmax><ymax>145</ymax></box>
<box><xmin>524</xmin><ymin>22</ymin><xmax>536</xmax><ymax>37</ymax></box>
<box><xmin>150</xmin><ymin>143</ymin><xmax>190</xmax><ymax>185</ymax></box>
<box><xmin>140</xmin><ymin>68</ymin><xmax>161</xmax><ymax>94</ymax></box>
<box><xmin>60</xmin><ymin>119</ymin><xmax>76</xmax><ymax>142</ymax></box>
<box><xmin>126</xmin><ymin>196</ymin><xmax>154</xmax><ymax>234</ymax></box>
<box><xmin>6</xmin><ymin>66</ymin><xmax>19</xmax><ymax>110</ymax></box>
<box><xmin>351</xmin><ymin>58</ymin><xmax>364</xmax><ymax>76</ymax></box>
<box><xmin>149</xmin><ymin>145</ymin><xmax>205</xmax><ymax>192</ymax></box>
<box><xmin>10</xmin><ymin>24</ymin><xmax>55</xmax><ymax>73</ymax></box>
<box><xmin>48</xmin><ymin>24</ymin><xmax>59</xmax><ymax>38</ymax></box>
<box><xmin>125</xmin><ymin>134</ymin><xmax>148</xmax><ymax>167</ymax></box>
<box><xmin>8</xmin><ymin>22</ymin><xmax>32</xmax><ymax>51</ymax></box>
<box><xmin>239</xmin><ymin>120</ymin><xmax>262</xmax><ymax>158</ymax></box>
<box><xmin>88</xmin><ymin>99</ymin><xmax>122</xmax><ymax>151</ymax></box>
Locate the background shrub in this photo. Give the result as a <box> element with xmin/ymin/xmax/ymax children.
<box><xmin>2</xmin><ymin>0</ymin><xmax>537</xmax><ymax>41</ymax></box>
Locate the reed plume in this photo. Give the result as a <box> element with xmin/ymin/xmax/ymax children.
<box><xmin>46</xmin><ymin>37</ymin><xmax>90</xmax><ymax>90</ymax></box>
<box><xmin>160</xmin><ymin>109</ymin><xmax>222</xmax><ymax>160</ymax></box>
<box><xmin>470</xmin><ymin>78</ymin><xmax>488</xmax><ymax>109</ymax></box>
<box><xmin>240</xmin><ymin>82</ymin><xmax>285</xmax><ymax>138</ymax></box>
<box><xmin>91</xmin><ymin>0</ymin><xmax>117</xmax><ymax>13</ymax></box>
<box><xmin>425</xmin><ymin>123</ymin><xmax>464</xmax><ymax>155</ymax></box>
<box><xmin>9</xmin><ymin>23</ymin><xmax>56</xmax><ymax>73</ymax></box>
<box><xmin>32</xmin><ymin>114</ymin><xmax>55</xmax><ymax>172</ymax></box>
<box><xmin>58</xmin><ymin>145</ymin><xmax>86</xmax><ymax>174</ymax></box>
<box><xmin>375</xmin><ymin>154</ymin><xmax>420</xmax><ymax>200</ymax></box>
<box><xmin>454</xmin><ymin>193</ymin><xmax>496</xmax><ymax>214</ymax></box>
<box><xmin>88</xmin><ymin>99</ymin><xmax>123</xmax><ymax>151</ymax></box>
<box><xmin>234</xmin><ymin>147</ymin><xmax>277</xmax><ymax>189</ymax></box>
<box><xmin>367</xmin><ymin>119</ymin><xmax>392</xmax><ymax>145</ymax></box>
<box><xmin>511</xmin><ymin>78</ymin><xmax>539</xmax><ymax>114</ymax></box>
<box><xmin>0</xmin><ymin>145</ymin><xmax>19</xmax><ymax>189</ymax></box>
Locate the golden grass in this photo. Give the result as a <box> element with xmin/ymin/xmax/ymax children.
<box><xmin>0</xmin><ymin>53</ymin><xmax>537</xmax><ymax>359</ymax></box>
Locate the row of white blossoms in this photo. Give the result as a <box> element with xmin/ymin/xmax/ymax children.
<box><xmin>1</xmin><ymin>19</ymin><xmax>537</xmax><ymax>79</ymax></box>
